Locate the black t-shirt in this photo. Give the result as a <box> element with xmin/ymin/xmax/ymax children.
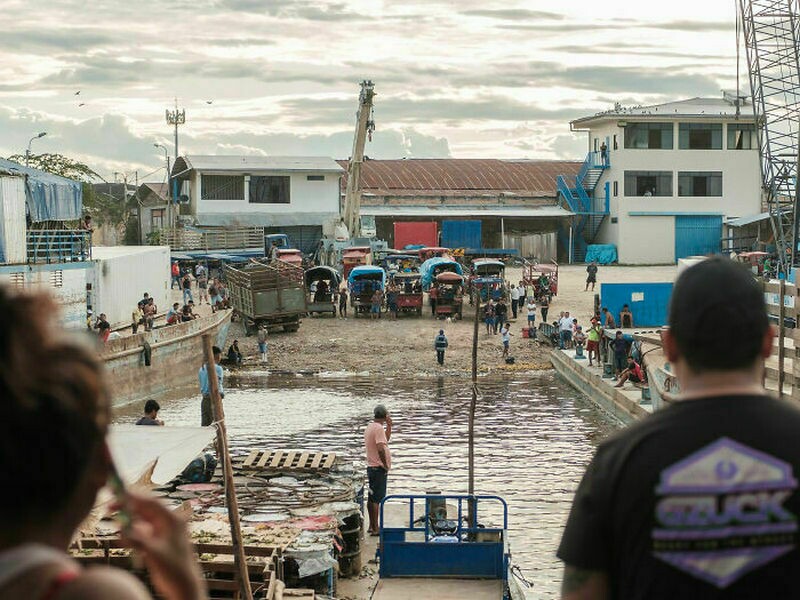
<box><xmin>558</xmin><ymin>394</ymin><xmax>800</xmax><ymax>599</ymax></box>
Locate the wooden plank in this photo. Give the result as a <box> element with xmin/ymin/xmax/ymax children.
<box><xmin>309</xmin><ymin>453</ymin><xmax>323</xmax><ymax>469</ymax></box>
<box><xmin>243</xmin><ymin>449</ymin><xmax>260</xmax><ymax>467</ymax></box>
<box><xmin>297</xmin><ymin>452</ymin><xmax>310</xmax><ymax>470</ymax></box>
<box><xmin>284</xmin><ymin>450</ymin><xmax>298</xmax><ymax>470</ymax></box>
<box><xmin>269</xmin><ymin>450</ymin><xmax>284</xmax><ymax>468</ymax></box>
<box><xmin>282</xmin><ymin>590</ymin><xmax>315</xmax><ymax>599</ymax></box>
<box><xmin>257</xmin><ymin>450</ymin><xmax>272</xmax><ymax>468</ymax></box>
<box><xmin>321</xmin><ymin>453</ymin><xmax>336</xmax><ymax>469</ymax></box>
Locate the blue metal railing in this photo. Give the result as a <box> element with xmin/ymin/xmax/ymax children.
<box><xmin>27</xmin><ymin>230</ymin><xmax>92</xmax><ymax>264</ymax></box>
<box><xmin>379</xmin><ymin>494</ymin><xmax>509</xmax><ymax>580</ymax></box>
<box><xmin>557</xmin><ymin>175</ymin><xmax>580</xmax><ymax>213</ymax></box>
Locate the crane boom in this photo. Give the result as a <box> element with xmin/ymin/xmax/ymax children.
<box><xmin>342</xmin><ymin>80</ymin><xmax>376</xmax><ymax>239</ymax></box>
<box><xmin>739</xmin><ymin>0</ymin><xmax>800</xmax><ymax>272</ymax></box>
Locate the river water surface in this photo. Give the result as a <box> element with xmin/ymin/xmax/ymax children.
<box><xmin>114</xmin><ymin>370</ymin><xmax>619</xmax><ymax>598</ymax></box>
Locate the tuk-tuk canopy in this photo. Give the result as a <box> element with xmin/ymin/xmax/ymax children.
<box><xmin>436</xmin><ymin>271</ymin><xmax>464</xmax><ymax>284</ymax></box>
<box><xmin>348</xmin><ymin>265</ymin><xmax>386</xmax><ymax>283</ymax></box>
<box><xmin>472</xmin><ymin>276</ymin><xmax>503</xmax><ymax>285</ymax></box>
<box><xmin>305</xmin><ymin>265</ymin><xmax>342</xmax><ymax>287</ymax></box>
<box><xmin>420</xmin><ymin>257</ymin><xmax>464</xmax><ymax>289</ymax></box>
<box><xmin>472</xmin><ymin>259</ymin><xmax>505</xmax><ymax>274</ymax></box>
<box><xmin>418</xmin><ymin>247</ymin><xmax>451</xmax><ymax>260</ymax></box>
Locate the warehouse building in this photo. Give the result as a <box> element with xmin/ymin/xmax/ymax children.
<box><xmin>339</xmin><ymin>158</ymin><xmax>579</xmax><ymax>259</ymax></box>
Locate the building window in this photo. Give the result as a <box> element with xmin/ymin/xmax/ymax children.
<box><xmin>593</xmin><ymin>138</ymin><xmax>598</xmax><ymax>151</ymax></box>
<box><xmin>200</xmin><ymin>175</ymin><xmax>244</xmax><ymax>200</ymax></box>
<box><xmin>679</xmin><ymin>123</ymin><xmax>722</xmax><ymax>149</ymax></box>
<box><xmin>678</xmin><ymin>171</ymin><xmax>723</xmax><ymax>196</ymax></box>
<box><xmin>613</xmin><ymin>134</ymin><xmax>618</xmax><ymax>150</ymax></box>
<box><xmin>613</xmin><ymin>181</ymin><xmax>618</xmax><ymax>197</ymax></box>
<box><xmin>624</xmin><ymin>171</ymin><xmax>673</xmax><ymax>196</ymax></box>
<box><xmin>50</xmin><ymin>270</ymin><xmax>63</xmax><ymax>288</ymax></box>
<box><xmin>624</xmin><ymin>123</ymin><xmax>673</xmax><ymax>149</ymax></box>
<box><xmin>306</xmin><ymin>175</ymin><xmax>325</xmax><ymax>181</ymax></box>
<box><xmin>249</xmin><ymin>176</ymin><xmax>290</xmax><ymax>204</ymax></box>
<box><xmin>10</xmin><ymin>272</ymin><xmax>24</xmax><ymax>288</ymax></box>
<box><xmin>727</xmin><ymin>123</ymin><xmax>757</xmax><ymax>149</ymax></box>
<box><xmin>151</xmin><ymin>208</ymin><xmax>165</xmax><ymax>229</ymax></box>
<box><xmin>611</xmin><ymin>217</ymin><xmax>618</xmax><ymax>224</ymax></box>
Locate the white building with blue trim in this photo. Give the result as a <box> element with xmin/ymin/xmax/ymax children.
<box><xmin>564</xmin><ymin>95</ymin><xmax>762</xmax><ymax>264</ymax></box>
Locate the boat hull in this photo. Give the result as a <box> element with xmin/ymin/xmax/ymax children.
<box><xmin>100</xmin><ymin>310</ymin><xmax>232</xmax><ymax>408</ymax></box>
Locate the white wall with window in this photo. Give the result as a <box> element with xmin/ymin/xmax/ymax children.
<box><xmin>570</xmin><ymin>97</ymin><xmax>761</xmax><ymax>264</ymax></box>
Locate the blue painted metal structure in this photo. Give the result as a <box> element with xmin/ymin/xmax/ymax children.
<box><xmin>441</xmin><ymin>220</ymin><xmax>482</xmax><ymax>249</ymax></box>
<box><xmin>379</xmin><ymin>494</ymin><xmax>509</xmax><ymax>582</ymax></box>
<box><xmin>463</xmin><ymin>248</ymin><xmax>519</xmax><ymax>258</ymax></box>
<box><xmin>347</xmin><ymin>265</ymin><xmax>387</xmax><ymax>293</ymax></box>
<box><xmin>674</xmin><ymin>215</ymin><xmax>723</xmax><ymax>260</ymax></box>
<box><xmin>600</xmin><ymin>282</ymin><xmax>674</xmax><ymax>327</ymax></box>
<box><xmin>556</xmin><ymin>150</ymin><xmax>610</xmax><ymax>262</ymax></box>
<box><xmin>27</xmin><ymin>230</ymin><xmax>92</xmax><ymax>263</ymax></box>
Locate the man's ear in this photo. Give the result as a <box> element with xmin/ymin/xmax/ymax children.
<box><xmin>661</xmin><ymin>329</ymin><xmax>680</xmax><ymax>363</ymax></box>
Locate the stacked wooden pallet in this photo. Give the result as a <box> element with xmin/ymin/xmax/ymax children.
<box><xmin>238</xmin><ymin>449</ymin><xmax>337</xmax><ymax>473</ymax></box>
<box><xmin>71</xmin><ymin>538</ymin><xmax>281</xmax><ymax>600</ymax></box>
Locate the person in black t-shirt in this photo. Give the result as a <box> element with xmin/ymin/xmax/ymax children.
<box><xmin>558</xmin><ymin>256</ymin><xmax>800</xmax><ymax>599</ymax></box>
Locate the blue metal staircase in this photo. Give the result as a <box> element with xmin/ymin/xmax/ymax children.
<box><xmin>557</xmin><ymin>150</ymin><xmax>610</xmax><ymax>262</ymax></box>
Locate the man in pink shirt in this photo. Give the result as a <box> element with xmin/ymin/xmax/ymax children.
<box><xmin>364</xmin><ymin>404</ymin><xmax>392</xmax><ymax>535</ymax></box>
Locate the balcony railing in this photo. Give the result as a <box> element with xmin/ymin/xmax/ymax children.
<box><xmin>27</xmin><ymin>230</ymin><xmax>92</xmax><ymax>264</ymax></box>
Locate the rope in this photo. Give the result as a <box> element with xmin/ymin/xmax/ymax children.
<box><xmin>510</xmin><ymin>563</ymin><xmax>534</xmax><ymax>588</ymax></box>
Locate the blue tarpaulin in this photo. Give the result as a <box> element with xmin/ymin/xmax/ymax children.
<box><xmin>0</xmin><ymin>158</ymin><xmax>82</xmax><ymax>222</ymax></box>
<box><xmin>585</xmin><ymin>244</ymin><xmax>617</xmax><ymax>265</ymax></box>
<box><xmin>419</xmin><ymin>257</ymin><xmax>464</xmax><ymax>290</ymax></box>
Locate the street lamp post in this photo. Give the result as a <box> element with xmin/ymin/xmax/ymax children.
<box><xmin>165</xmin><ymin>99</ymin><xmax>185</xmax><ymax>160</ymax></box>
<box><xmin>154</xmin><ymin>143</ymin><xmax>172</xmax><ymax>228</ymax></box>
<box><xmin>25</xmin><ymin>132</ymin><xmax>47</xmax><ymax>167</ymax></box>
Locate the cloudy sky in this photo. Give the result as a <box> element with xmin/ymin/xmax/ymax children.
<box><xmin>1</xmin><ymin>0</ymin><xmax>740</xmax><ymax>181</ymax></box>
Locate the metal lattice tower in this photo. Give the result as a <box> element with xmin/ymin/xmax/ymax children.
<box><xmin>740</xmin><ymin>0</ymin><xmax>800</xmax><ymax>270</ymax></box>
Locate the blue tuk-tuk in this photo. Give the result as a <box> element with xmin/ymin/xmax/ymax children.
<box><xmin>348</xmin><ymin>266</ymin><xmax>386</xmax><ymax>316</ymax></box>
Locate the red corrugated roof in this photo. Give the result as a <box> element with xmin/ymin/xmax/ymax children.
<box><xmin>337</xmin><ymin>159</ymin><xmax>580</xmax><ymax>196</ymax></box>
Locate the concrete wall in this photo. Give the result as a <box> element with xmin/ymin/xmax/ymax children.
<box><xmin>583</xmin><ymin>120</ymin><xmax>761</xmax><ymax>264</ymax></box>
<box><xmin>89</xmin><ymin>246</ymin><xmax>171</xmax><ymax>328</ymax></box>
<box><xmin>0</xmin><ymin>262</ymin><xmax>89</xmax><ymax>329</ymax></box>
<box><xmin>190</xmin><ymin>171</ymin><xmax>339</xmax><ymax>218</ymax></box>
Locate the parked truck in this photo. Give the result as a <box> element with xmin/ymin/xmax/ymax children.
<box><xmin>224</xmin><ymin>259</ymin><xmax>307</xmax><ymax>334</ymax></box>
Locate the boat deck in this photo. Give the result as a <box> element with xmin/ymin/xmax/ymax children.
<box><xmin>373</xmin><ymin>578</ymin><xmax>503</xmax><ymax>599</ymax></box>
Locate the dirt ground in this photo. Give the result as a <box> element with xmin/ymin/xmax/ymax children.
<box><xmin>203</xmin><ymin>264</ymin><xmax>679</xmax><ymax>376</ymax></box>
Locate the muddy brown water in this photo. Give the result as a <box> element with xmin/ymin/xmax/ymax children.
<box><xmin>114</xmin><ymin>370</ymin><xmax>619</xmax><ymax>597</ymax></box>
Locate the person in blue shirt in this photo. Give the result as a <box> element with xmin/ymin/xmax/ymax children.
<box><xmin>199</xmin><ymin>345</ymin><xmax>224</xmax><ymax>426</ymax></box>
<box><xmin>434</xmin><ymin>329</ymin><xmax>448</xmax><ymax>366</ymax></box>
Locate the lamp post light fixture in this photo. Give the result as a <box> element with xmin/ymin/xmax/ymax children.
<box><xmin>154</xmin><ymin>142</ymin><xmax>173</xmax><ymax>227</ymax></box>
<box><xmin>26</xmin><ymin>131</ymin><xmax>47</xmax><ymax>167</ymax></box>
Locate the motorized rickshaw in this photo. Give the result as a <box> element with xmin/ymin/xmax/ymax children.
<box><xmin>390</xmin><ymin>272</ymin><xmax>424</xmax><ymax>315</ymax></box>
<box><xmin>342</xmin><ymin>246</ymin><xmax>372</xmax><ymax>279</ymax></box>
<box><xmin>305</xmin><ymin>265</ymin><xmax>342</xmax><ymax>316</ymax></box>
<box><xmin>419</xmin><ymin>257</ymin><xmax>464</xmax><ymax>290</ymax></box>
<box><xmin>432</xmin><ymin>271</ymin><xmax>465</xmax><ymax>320</ymax></box>
<box><xmin>734</xmin><ymin>251</ymin><xmax>771</xmax><ymax>276</ymax></box>
<box><xmin>348</xmin><ymin>265</ymin><xmax>386</xmax><ymax>317</ymax></box>
<box><xmin>383</xmin><ymin>254</ymin><xmax>421</xmax><ymax>276</ymax></box>
<box><xmin>469</xmin><ymin>259</ymin><xmax>507</xmax><ymax>303</ymax></box>
<box><xmin>523</xmin><ymin>261</ymin><xmax>558</xmax><ymax>301</ymax></box>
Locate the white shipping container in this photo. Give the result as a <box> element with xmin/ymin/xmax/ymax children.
<box><xmin>89</xmin><ymin>246</ymin><xmax>170</xmax><ymax>327</ymax></box>
<box><xmin>0</xmin><ymin>174</ymin><xmax>27</xmax><ymax>264</ymax></box>
<box><xmin>0</xmin><ymin>263</ymin><xmax>89</xmax><ymax>329</ymax></box>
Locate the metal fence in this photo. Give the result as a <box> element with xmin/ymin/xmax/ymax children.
<box><xmin>26</xmin><ymin>230</ymin><xmax>92</xmax><ymax>263</ymax></box>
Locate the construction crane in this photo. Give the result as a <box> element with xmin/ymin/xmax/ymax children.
<box><xmin>342</xmin><ymin>80</ymin><xmax>376</xmax><ymax>239</ymax></box>
<box><xmin>739</xmin><ymin>0</ymin><xmax>800</xmax><ymax>273</ymax></box>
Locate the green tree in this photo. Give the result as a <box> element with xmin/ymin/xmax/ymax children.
<box><xmin>7</xmin><ymin>152</ymin><xmax>134</xmax><ymax>232</ymax></box>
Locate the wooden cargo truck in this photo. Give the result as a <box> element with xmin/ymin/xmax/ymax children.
<box><xmin>224</xmin><ymin>260</ymin><xmax>307</xmax><ymax>334</ymax></box>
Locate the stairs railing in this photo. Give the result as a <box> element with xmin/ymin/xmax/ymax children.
<box><xmin>557</xmin><ymin>151</ymin><xmax>610</xmax><ymax>262</ymax></box>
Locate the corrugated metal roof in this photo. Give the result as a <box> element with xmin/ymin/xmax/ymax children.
<box><xmin>361</xmin><ymin>206</ymin><xmax>573</xmax><ymax>218</ymax></box>
<box><xmin>337</xmin><ymin>159</ymin><xmax>580</xmax><ymax>197</ymax></box>
<box><xmin>178</xmin><ymin>155</ymin><xmax>344</xmax><ymax>173</ymax></box>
